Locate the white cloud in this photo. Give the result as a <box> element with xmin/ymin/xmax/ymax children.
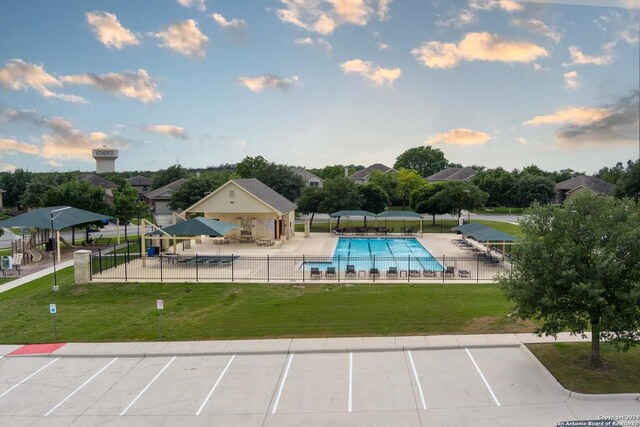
<box><xmin>211</xmin><ymin>13</ymin><xmax>247</xmax><ymax>37</ymax></box>
<box><xmin>563</xmin><ymin>45</ymin><xmax>614</xmax><ymax>66</ymax></box>
<box><xmin>295</xmin><ymin>37</ymin><xmax>333</xmax><ymax>55</ymax></box>
<box><xmin>0</xmin><ymin>59</ymin><xmax>87</xmax><ymax>103</ymax></box>
<box><xmin>426</xmin><ymin>128</ymin><xmax>492</xmax><ymax>145</ymax></box>
<box><xmin>469</xmin><ymin>0</ymin><xmax>524</xmax><ymax>12</ymax></box>
<box><xmin>276</xmin><ymin>0</ymin><xmax>382</xmax><ymax>35</ymax></box>
<box><xmin>62</xmin><ymin>69</ymin><xmax>161</xmax><ymax>104</ymax></box>
<box><xmin>376</xmin><ymin>42</ymin><xmax>391</xmax><ymax>50</ymax></box>
<box><xmin>237</xmin><ymin>74</ymin><xmax>299</xmax><ymax>92</ymax></box>
<box><xmin>0</xmin><ymin>164</ymin><xmax>16</xmax><ymax>172</ymax></box>
<box><xmin>144</xmin><ymin>125</ymin><xmax>190</xmax><ymax>140</ymax></box>
<box><xmin>436</xmin><ymin>10</ymin><xmax>476</xmax><ymax>28</ymax></box>
<box><xmin>0</xmin><ymin>137</ymin><xmax>40</xmax><ymax>155</ymax></box>
<box><xmin>510</xmin><ymin>18</ymin><xmax>562</xmax><ymax>44</ymax></box>
<box><xmin>47</xmin><ymin>159</ymin><xmax>63</xmax><ymax>168</ymax></box>
<box><xmin>523</xmin><ymin>107</ymin><xmax>609</xmax><ymax>126</ymax></box>
<box><xmin>86</xmin><ymin>11</ymin><xmax>140</xmax><ymax>49</ymax></box>
<box><xmin>154</xmin><ymin>20</ymin><xmax>208</xmax><ymax>58</ymax></box>
<box><xmin>563</xmin><ymin>71</ymin><xmax>580</xmax><ymax>89</ymax></box>
<box><xmin>340</xmin><ymin>59</ymin><xmax>401</xmax><ymax>86</ymax></box>
<box><xmin>177</xmin><ymin>0</ymin><xmax>206</xmax><ymax>12</ymax></box>
<box><xmin>412</xmin><ymin>32</ymin><xmax>548</xmax><ymax>69</ymax></box>
<box><xmin>516</xmin><ymin>136</ymin><xmax>528</xmax><ymax>144</ymax></box>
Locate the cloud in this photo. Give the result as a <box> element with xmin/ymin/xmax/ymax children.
<box><xmin>1</xmin><ymin>164</ymin><xmax>17</xmax><ymax>172</ymax></box>
<box><xmin>594</xmin><ymin>10</ymin><xmax>639</xmax><ymax>45</ymax></box>
<box><xmin>510</xmin><ymin>18</ymin><xmax>562</xmax><ymax>43</ymax></box>
<box><xmin>563</xmin><ymin>44</ymin><xmax>614</xmax><ymax>66</ymax></box>
<box><xmin>0</xmin><ymin>108</ymin><xmax>125</xmax><ymax>161</ymax></box>
<box><xmin>469</xmin><ymin>0</ymin><xmax>524</xmax><ymax>12</ymax></box>
<box><xmin>0</xmin><ymin>137</ymin><xmax>40</xmax><ymax>155</ymax></box>
<box><xmin>340</xmin><ymin>59</ymin><xmax>401</xmax><ymax>87</ymax></box>
<box><xmin>295</xmin><ymin>37</ymin><xmax>333</xmax><ymax>55</ymax></box>
<box><xmin>0</xmin><ymin>59</ymin><xmax>87</xmax><ymax>103</ymax></box>
<box><xmin>47</xmin><ymin>159</ymin><xmax>63</xmax><ymax>168</ymax></box>
<box><xmin>177</xmin><ymin>0</ymin><xmax>206</xmax><ymax>12</ymax></box>
<box><xmin>211</xmin><ymin>13</ymin><xmax>247</xmax><ymax>37</ymax></box>
<box><xmin>563</xmin><ymin>71</ymin><xmax>580</xmax><ymax>89</ymax></box>
<box><xmin>86</xmin><ymin>11</ymin><xmax>140</xmax><ymax>49</ymax></box>
<box><xmin>276</xmin><ymin>0</ymin><xmax>381</xmax><ymax>34</ymax></box>
<box><xmin>144</xmin><ymin>125</ymin><xmax>190</xmax><ymax>140</ymax></box>
<box><xmin>411</xmin><ymin>32</ymin><xmax>548</xmax><ymax>69</ymax></box>
<box><xmin>436</xmin><ymin>10</ymin><xmax>476</xmax><ymax>28</ymax></box>
<box><xmin>62</xmin><ymin>69</ymin><xmax>161</xmax><ymax>104</ymax></box>
<box><xmin>533</xmin><ymin>62</ymin><xmax>548</xmax><ymax>72</ymax></box>
<box><xmin>376</xmin><ymin>42</ymin><xmax>391</xmax><ymax>50</ymax></box>
<box><xmin>516</xmin><ymin>136</ymin><xmax>528</xmax><ymax>144</ymax></box>
<box><xmin>426</xmin><ymin>128</ymin><xmax>492</xmax><ymax>145</ymax></box>
<box><xmin>236</xmin><ymin>74</ymin><xmax>299</xmax><ymax>92</ymax></box>
<box><xmin>523</xmin><ymin>91</ymin><xmax>639</xmax><ymax>145</ymax></box>
<box><xmin>153</xmin><ymin>20</ymin><xmax>208</xmax><ymax>58</ymax></box>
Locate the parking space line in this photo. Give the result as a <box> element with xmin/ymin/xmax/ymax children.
<box><xmin>119</xmin><ymin>356</ymin><xmax>176</xmax><ymax>416</ymax></box>
<box><xmin>0</xmin><ymin>358</ymin><xmax>59</xmax><ymax>399</ymax></box>
<box><xmin>348</xmin><ymin>352</ymin><xmax>353</xmax><ymax>413</ymax></box>
<box><xmin>271</xmin><ymin>353</ymin><xmax>294</xmax><ymax>415</ymax></box>
<box><xmin>407</xmin><ymin>351</ymin><xmax>427</xmax><ymax>410</ymax></box>
<box><xmin>465</xmin><ymin>348</ymin><xmax>501</xmax><ymax>407</ymax></box>
<box><xmin>44</xmin><ymin>357</ymin><xmax>118</xmax><ymax>417</ymax></box>
<box><xmin>196</xmin><ymin>355</ymin><xmax>235</xmax><ymax>416</ymax></box>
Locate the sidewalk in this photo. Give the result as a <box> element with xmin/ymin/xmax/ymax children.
<box><xmin>2</xmin><ymin>332</ymin><xmax>593</xmax><ymax>358</ymax></box>
<box><xmin>0</xmin><ymin>259</ymin><xmax>74</xmax><ymax>294</ymax></box>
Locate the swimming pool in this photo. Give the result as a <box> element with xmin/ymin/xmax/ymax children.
<box><xmin>306</xmin><ymin>237</ymin><xmax>443</xmax><ymax>273</ymax></box>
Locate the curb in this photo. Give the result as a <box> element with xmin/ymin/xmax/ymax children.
<box><xmin>568</xmin><ymin>391</ymin><xmax>640</xmax><ymax>401</ymax></box>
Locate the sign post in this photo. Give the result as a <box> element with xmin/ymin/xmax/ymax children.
<box><xmin>157</xmin><ymin>299</ymin><xmax>164</xmax><ymax>339</ymax></box>
<box><xmin>50</xmin><ymin>304</ymin><xmax>57</xmax><ymax>340</ymax></box>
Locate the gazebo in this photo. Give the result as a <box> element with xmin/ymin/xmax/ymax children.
<box><xmin>145</xmin><ymin>217</ymin><xmax>238</xmax><ymax>256</ymax></box>
<box><xmin>329</xmin><ymin>210</ymin><xmax>377</xmax><ymax>234</ymax></box>
<box><xmin>453</xmin><ymin>223</ymin><xmax>518</xmax><ymax>258</ymax></box>
<box><xmin>376</xmin><ymin>210</ymin><xmax>424</xmax><ymax>234</ymax></box>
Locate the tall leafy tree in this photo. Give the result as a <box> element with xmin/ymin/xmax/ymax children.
<box><xmin>152</xmin><ymin>164</ymin><xmax>188</xmax><ymax>189</ymax></box>
<box><xmin>614</xmin><ymin>159</ymin><xmax>640</xmax><ymax>201</ymax></box>
<box><xmin>41</xmin><ymin>180</ymin><xmax>109</xmax><ymax>214</ymax></box>
<box><xmin>510</xmin><ymin>173</ymin><xmax>556</xmax><ymax>207</ymax></box>
<box><xmin>112</xmin><ymin>183</ymin><xmax>145</xmax><ymax>238</ymax></box>
<box><xmin>595</xmin><ymin>162</ymin><xmax>626</xmax><ymax>185</ymax></box>
<box><xmin>368</xmin><ymin>169</ymin><xmax>398</xmax><ymax>208</ymax></box>
<box><xmin>472</xmin><ymin>167</ymin><xmax>516</xmax><ymax>207</ymax></box>
<box><xmin>0</xmin><ymin>168</ymin><xmax>33</xmax><ymax>209</ymax></box>
<box><xmin>236</xmin><ymin>155</ymin><xmax>268</xmax><ymax>178</ymax></box>
<box><xmin>358</xmin><ymin>183</ymin><xmax>388</xmax><ymax>214</ymax></box>
<box><xmin>393</xmin><ymin>146</ymin><xmax>448</xmax><ymax>178</ymax></box>
<box><xmin>499</xmin><ymin>192</ymin><xmax>640</xmax><ymax>367</ymax></box>
<box><xmin>296</xmin><ymin>186</ymin><xmax>324</xmax><ymax>227</ymax></box>
<box><xmin>396</xmin><ymin>168</ymin><xmax>424</xmax><ymax>208</ymax></box>
<box><xmin>169</xmin><ymin>172</ymin><xmax>231</xmax><ymax>211</ymax></box>
<box><xmin>252</xmin><ymin>163</ymin><xmax>305</xmax><ymax>202</ymax></box>
<box><xmin>318</xmin><ymin>177</ymin><xmax>362</xmax><ymax>214</ymax></box>
<box><xmin>411</xmin><ymin>182</ymin><xmax>445</xmax><ymax>225</ymax></box>
<box><xmin>20</xmin><ymin>174</ymin><xmax>56</xmax><ymax>208</ymax></box>
<box><xmin>427</xmin><ymin>182</ymin><xmax>488</xmax><ymax>219</ymax></box>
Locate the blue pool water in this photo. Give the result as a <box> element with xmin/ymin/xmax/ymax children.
<box><xmin>306</xmin><ymin>237</ymin><xmax>443</xmax><ymax>273</ymax></box>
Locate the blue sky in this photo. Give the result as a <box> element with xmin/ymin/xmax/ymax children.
<box><xmin>0</xmin><ymin>0</ymin><xmax>638</xmax><ymax>174</ymax></box>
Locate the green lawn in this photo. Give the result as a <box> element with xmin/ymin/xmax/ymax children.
<box><xmin>528</xmin><ymin>342</ymin><xmax>640</xmax><ymax>394</ymax></box>
<box><xmin>297</xmin><ymin>219</ymin><xmax>460</xmax><ymax>234</ymax></box>
<box><xmin>474</xmin><ymin>220</ymin><xmax>524</xmax><ymax>239</ymax></box>
<box><xmin>0</xmin><ymin>267</ymin><xmax>533</xmax><ymax>343</ymax></box>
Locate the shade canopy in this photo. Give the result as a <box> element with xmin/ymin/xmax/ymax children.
<box><xmin>0</xmin><ymin>206</ymin><xmax>112</xmax><ymax>231</ymax></box>
<box><xmin>376</xmin><ymin>210</ymin><xmax>423</xmax><ymax>219</ymax></box>
<box><xmin>148</xmin><ymin>217</ymin><xmax>238</xmax><ymax>237</ymax></box>
<box><xmin>330</xmin><ymin>210</ymin><xmax>377</xmax><ymax>218</ymax></box>
<box><xmin>453</xmin><ymin>223</ymin><xmax>518</xmax><ymax>242</ymax></box>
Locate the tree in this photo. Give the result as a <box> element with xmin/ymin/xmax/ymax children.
<box><xmin>41</xmin><ymin>180</ymin><xmax>109</xmax><ymax>214</ymax></box>
<box><xmin>236</xmin><ymin>155</ymin><xmax>268</xmax><ymax>178</ymax></box>
<box><xmin>358</xmin><ymin>184</ymin><xmax>388</xmax><ymax>214</ymax></box>
<box><xmin>20</xmin><ymin>174</ymin><xmax>56</xmax><ymax>208</ymax></box>
<box><xmin>595</xmin><ymin>162</ymin><xmax>626</xmax><ymax>185</ymax></box>
<box><xmin>427</xmin><ymin>182</ymin><xmax>488</xmax><ymax>219</ymax></box>
<box><xmin>169</xmin><ymin>172</ymin><xmax>231</xmax><ymax>211</ymax></box>
<box><xmin>252</xmin><ymin>163</ymin><xmax>305</xmax><ymax>202</ymax></box>
<box><xmin>614</xmin><ymin>159</ymin><xmax>640</xmax><ymax>201</ymax></box>
<box><xmin>112</xmin><ymin>183</ymin><xmax>144</xmax><ymax>239</ymax></box>
<box><xmin>368</xmin><ymin>170</ymin><xmax>398</xmax><ymax>208</ymax></box>
<box><xmin>318</xmin><ymin>177</ymin><xmax>362</xmax><ymax>214</ymax></box>
<box><xmin>472</xmin><ymin>167</ymin><xmax>516</xmax><ymax>207</ymax></box>
<box><xmin>499</xmin><ymin>192</ymin><xmax>640</xmax><ymax>367</ymax></box>
<box><xmin>312</xmin><ymin>165</ymin><xmax>349</xmax><ymax>180</ymax></box>
<box><xmin>550</xmin><ymin>168</ymin><xmax>583</xmax><ymax>183</ymax></box>
<box><xmin>0</xmin><ymin>168</ymin><xmax>33</xmax><ymax>209</ymax></box>
<box><xmin>152</xmin><ymin>164</ymin><xmax>188</xmax><ymax>189</ymax></box>
<box><xmin>411</xmin><ymin>182</ymin><xmax>445</xmax><ymax>225</ymax></box>
<box><xmin>394</xmin><ymin>146</ymin><xmax>448</xmax><ymax>178</ymax></box>
<box><xmin>396</xmin><ymin>168</ymin><xmax>424</xmax><ymax>208</ymax></box>
<box><xmin>296</xmin><ymin>186</ymin><xmax>324</xmax><ymax>227</ymax></box>
<box><xmin>510</xmin><ymin>173</ymin><xmax>556</xmax><ymax>207</ymax></box>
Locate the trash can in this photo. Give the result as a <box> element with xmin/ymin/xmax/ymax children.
<box><xmin>1</xmin><ymin>256</ymin><xmax>11</xmax><ymax>270</ymax></box>
<box><xmin>147</xmin><ymin>247</ymin><xmax>158</xmax><ymax>257</ymax></box>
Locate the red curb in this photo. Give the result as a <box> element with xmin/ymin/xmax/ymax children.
<box><xmin>9</xmin><ymin>343</ymin><xmax>66</xmax><ymax>355</ymax></box>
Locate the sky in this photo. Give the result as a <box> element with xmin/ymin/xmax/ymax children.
<box><xmin>0</xmin><ymin>0</ymin><xmax>638</xmax><ymax>175</ymax></box>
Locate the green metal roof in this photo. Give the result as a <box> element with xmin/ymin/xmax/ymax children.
<box><xmin>331</xmin><ymin>210</ymin><xmax>377</xmax><ymax>218</ymax></box>
<box><xmin>148</xmin><ymin>217</ymin><xmax>237</xmax><ymax>237</ymax></box>
<box><xmin>453</xmin><ymin>223</ymin><xmax>518</xmax><ymax>242</ymax></box>
<box><xmin>376</xmin><ymin>210</ymin><xmax>423</xmax><ymax>219</ymax></box>
<box><xmin>0</xmin><ymin>206</ymin><xmax>112</xmax><ymax>231</ymax></box>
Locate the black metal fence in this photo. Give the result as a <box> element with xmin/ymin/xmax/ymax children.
<box><xmin>90</xmin><ymin>251</ymin><xmax>510</xmax><ymax>282</ymax></box>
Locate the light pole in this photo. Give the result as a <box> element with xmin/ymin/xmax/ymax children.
<box><xmin>464</xmin><ymin>190</ymin><xmax>471</xmax><ymax>222</ymax></box>
<box><xmin>50</xmin><ymin>207</ymin><xmax>71</xmax><ymax>292</ymax></box>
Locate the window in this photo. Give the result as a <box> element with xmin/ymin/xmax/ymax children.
<box><xmin>229</xmin><ymin>190</ymin><xmax>235</xmax><ymax>198</ymax></box>
<box><xmin>309</xmin><ymin>181</ymin><xmax>319</xmax><ymax>187</ymax></box>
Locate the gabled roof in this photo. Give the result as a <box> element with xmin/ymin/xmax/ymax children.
<box><xmin>349</xmin><ymin>163</ymin><xmax>396</xmax><ymax>180</ymax></box>
<box><xmin>128</xmin><ymin>175</ymin><xmax>152</xmax><ymax>186</ymax></box>
<box><xmin>144</xmin><ymin>178</ymin><xmax>188</xmax><ymax>200</ymax></box>
<box><xmin>80</xmin><ymin>174</ymin><xmax>118</xmax><ymax>188</ymax></box>
<box><xmin>290</xmin><ymin>167</ymin><xmax>323</xmax><ymax>182</ymax></box>
<box><xmin>555</xmin><ymin>175</ymin><xmax>613</xmax><ymax>195</ymax></box>
<box><xmin>426</xmin><ymin>167</ymin><xmax>477</xmax><ymax>182</ymax></box>
<box><xmin>233</xmin><ymin>178</ymin><xmax>297</xmax><ymax>213</ymax></box>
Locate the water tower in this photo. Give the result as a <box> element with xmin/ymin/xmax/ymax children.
<box><xmin>92</xmin><ymin>147</ymin><xmax>118</xmax><ymax>173</ymax></box>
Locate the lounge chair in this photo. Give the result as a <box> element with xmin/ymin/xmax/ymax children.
<box><xmin>423</xmin><ymin>269</ymin><xmax>436</xmax><ymax>278</ymax></box>
<box><xmin>310</xmin><ymin>267</ymin><xmax>322</xmax><ymax>279</ymax></box>
<box><xmin>386</xmin><ymin>266</ymin><xmax>398</xmax><ymax>279</ymax></box>
<box><xmin>345</xmin><ymin>264</ymin><xmax>356</xmax><ymax>278</ymax></box>
<box><xmin>458</xmin><ymin>269</ymin><xmax>471</xmax><ymax>278</ymax></box>
<box><xmin>409</xmin><ymin>269</ymin><xmax>420</xmax><ymax>278</ymax></box>
<box><xmin>325</xmin><ymin>266</ymin><xmax>336</xmax><ymax>279</ymax></box>
<box><xmin>444</xmin><ymin>265</ymin><xmax>455</xmax><ymax>277</ymax></box>
<box><xmin>369</xmin><ymin>267</ymin><xmax>380</xmax><ymax>278</ymax></box>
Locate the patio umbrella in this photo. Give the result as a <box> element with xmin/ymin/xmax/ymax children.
<box><xmin>0</xmin><ymin>206</ymin><xmax>112</xmax><ymax>231</ymax></box>
<box><xmin>148</xmin><ymin>217</ymin><xmax>237</xmax><ymax>237</ymax></box>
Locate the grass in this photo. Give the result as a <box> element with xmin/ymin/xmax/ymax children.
<box><xmin>0</xmin><ymin>278</ymin><xmax>14</xmax><ymax>285</ymax></box>
<box><xmin>0</xmin><ymin>267</ymin><xmax>533</xmax><ymax>343</ymax></box>
<box><xmin>296</xmin><ymin>219</ymin><xmax>460</xmax><ymax>234</ymax></box>
<box><xmin>528</xmin><ymin>342</ymin><xmax>640</xmax><ymax>394</ymax></box>
<box><xmin>474</xmin><ymin>220</ymin><xmax>524</xmax><ymax>239</ymax></box>
<box><xmin>477</xmin><ymin>207</ymin><xmax>524</xmax><ymax>215</ymax></box>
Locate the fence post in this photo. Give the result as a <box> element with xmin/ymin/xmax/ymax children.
<box><xmin>160</xmin><ymin>253</ymin><xmax>163</xmax><ymax>282</ymax></box>
<box><xmin>477</xmin><ymin>254</ymin><xmax>480</xmax><ymax>283</ymax></box>
<box><xmin>407</xmin><ymin>255</ymin><xmax>411</xmax><ymax>283</ymax></box>
<box><xmin>195</xmin><ymin>254</ymin><xmax>199</xmax><ymax>282</ymax></box>
<box><xmin>89</xmin><ymin>253</ymin><xmax>93</xmax><ymax>281</ymax></box>
<box><xmin>127</xmin><ymin>241</ymin><xmax>130</xmax><ymax>264</ymax></box>
<box><xmin>267</xmin><ymin>254</ymin><xmax>270</xmax><ymax>282</ymax></box>
<box><xmin>231</xmin><ymin>254</ymin><xmax>234</xmax><ymax>282</ymax></box>
<box><xmin>124</xmin><ymin>248</ymin><xmax>128</xmax><ymax>281</ymax></box>
<box><xmin>442</xmin><ymin>255</ymin><xmax>445</xmax><ymax>282</ymax></box>
<box><xmin>113</xmin><ymin>244</ymin><xmax>117</xmax><ymax>273</ymax></box>
<box><xmin>98</xmin><ymin>248</ymin><xmax>102</xmax><ymax>274</ymax></box>
<box><xmin>373</xmin><ymin>254</ymin><xmax>376</xmax><ymax>283</ymax></box>
<box><xmin>337</xmin><ymin>255</ymin><xmax>341</xmax><ymax>283</ymax></box>
<box><xmin>302</xmin><ymin>255</ymin><xmax>305</xmax><ymax>282</ymax></box>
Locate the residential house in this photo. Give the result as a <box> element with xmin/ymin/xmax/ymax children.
<box><xmin>128</xmin><ymin>175</ymin><xmax>152</xmax><ymax>197</ymax></box>
<box><xmin>80</xmin><ymin>174</ymin><xmax>118</xmax><ymax>204</ymax></box>
<box><xmin>348</xmin><ymin>163</ymin><xmax>396</xmax><ymax>185</ymax></box>
<box><xmin>426</xmin><ymin>167</ymin><xmax>477</xmax><ymax>183</ymax></box>
<box><xmin>143</xmin><ymin>178</ymin><xmax>188</xmax><ymax>215</ymax></box>
<box><xmin>290</xmin><ymin>167</ymin><xmax>323</xmax><ymax>188</ymax></box>
<box><xmin>555</xmin><ymin>175</ymin><xmax>613</xmax><ymax>204</ymax></box>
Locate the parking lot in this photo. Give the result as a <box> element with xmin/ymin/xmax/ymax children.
<box><xmin>0</xmin><ymin>346</ymin><xmax>638</xmax><ymax>426</ymax></box>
